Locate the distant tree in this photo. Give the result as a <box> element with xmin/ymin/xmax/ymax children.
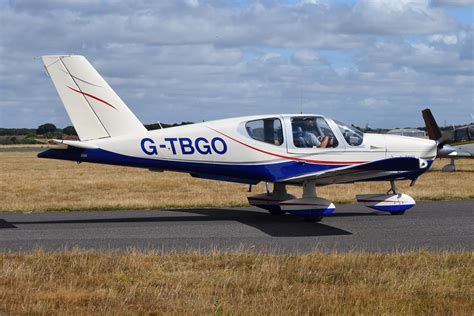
<box><xmin>145</xmin><ymin>121</ymin><xmax>194</xmax><ymax>131</ymax></box>
<box><xmin>0</xmin><ymin>128</ymin><xmax>36</xmax><ymax>136</ymax></box>
<box><xmin>145</xmin><ymin>123</ymin><xmax>163</xmax><ymax>131</ymax></box>
<box><xmin>37</xmin><ymin>123</ymin><xmax>56</xmax><ymax>135</ymax></box>
<box><xmin>63</xmin><ymin>126</ymin><xmax>77</xmax><ymax>136</ymax></box>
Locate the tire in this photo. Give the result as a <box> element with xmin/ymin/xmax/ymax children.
<box><xmin>268</xmin><ymin>209</ymin><xmax>286</xmax><ymax>215</ymax></box>
<box><xmin>303</xmin><ymin>216</ymin><xmax>323</xmax><ymax>222</ymax></box>
<box><xmin>390</xmin><ymin>211</ymin><xmax>405</xmax><ymax>215</ymax></box>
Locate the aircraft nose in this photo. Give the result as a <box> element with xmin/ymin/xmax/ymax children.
<box><xmin>412</xmin><ymin>138</ymin><xmax>438</xmax><ymax>160</ymax></box>
<box><xmin>385</xmin><ymin>135</ymin><xmax>437</xmax><ymax>160</ymax></box>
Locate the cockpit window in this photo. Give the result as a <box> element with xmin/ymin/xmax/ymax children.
<box><xmin>245</xmin><ymin>118</ymin><xmax>283</xmax><ymax>146</ymax></box>
<box><xmin>334</xmin><ymin>120</ymin><xmax>364</xmax><ymax>146</ymax></box>
<box><xmin>291</xmin><ymin>117</ymin><xmax>339</xmax><ymax>148</ymax></box>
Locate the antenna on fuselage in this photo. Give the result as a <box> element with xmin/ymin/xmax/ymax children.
<box><xmin>299</xmin><ymin>86</ymin><xmax>303</xmax><ymax>114</ymax></box>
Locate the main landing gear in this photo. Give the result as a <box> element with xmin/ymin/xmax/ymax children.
<box><xmin>356</xmin><ymin>180</ymin><xmax>416</xmax><ymax>215</ymax></box>
<box><xmin>249</xmin><ymin>179</ymin><xmax>417</xmax><ymax>221</ymax></box>
<box><xmin>442</xmin><ymin>158</ymin><xmax>456</xmax><ymax>173</ymax></box>
<box><xmin>248</xmin><ymin>181</ymin><xmax>335</xmax><ymax>222</ymax></box>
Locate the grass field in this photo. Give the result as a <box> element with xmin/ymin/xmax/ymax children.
<box><xmin>1</xmin><ymin>250</ymin><xmax>472</xmax><ymax>314</ymax></box>
<box><xmin>0</xmin><ymin>152</ymin><xmax>473</xmax><ymax>212</ymax></box>
<box><xmin>0</xmin><ymin>144</ymin><xmax>61</xmax><ymax>148</ymax></box>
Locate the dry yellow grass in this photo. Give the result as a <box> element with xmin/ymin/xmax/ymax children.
<box><xmin>0</xmin><ymin>143</ymin><xmax>63</xmax><ymax>149</ymax></box>
<box><xmin>0</xmin><ymin>152</ymin><xmax>473</xmax><ymax>212</ymax></box>
<box><xmin>0</xmin><ymin>250</ymin><xmax>472</xmax><ymax>314</ymax></box>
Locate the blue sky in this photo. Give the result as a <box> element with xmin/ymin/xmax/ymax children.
<box><xmin>0</xmin><ymin>0</ymin><xmax>473</xmax><ymax>128</ymax></box>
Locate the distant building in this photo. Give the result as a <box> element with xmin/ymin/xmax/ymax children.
<box><xmin>386</xmin><ymin>128</ymin><xmax>426</xmax><ymax>138</ymax></box>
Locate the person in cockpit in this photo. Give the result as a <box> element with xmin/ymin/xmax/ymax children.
<box><xmin>302</xmin><ymin>120</ymin><xmax>321</xmax><ymax>147</ymax></box>
<box><xmin>302</xmin><ymin>119</ymin><xmax>330</xmax><ymax>148</ymax></box>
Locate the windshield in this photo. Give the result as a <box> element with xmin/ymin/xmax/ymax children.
<box><xmin>334</xmin><ymin>120</ymin><xmax>364</xmax><ymax>146</ymax></box>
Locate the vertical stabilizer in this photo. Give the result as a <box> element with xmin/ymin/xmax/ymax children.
<box><xmin>41</xmin><ymin>55</ymin><xmax>146</xmax><ymax>141</ymax></box>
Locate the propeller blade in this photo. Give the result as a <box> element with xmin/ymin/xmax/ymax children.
<box><xmin>422</xmin><ymin>108</ymin><xmax>442</xmax><ymax>141</ymax></box>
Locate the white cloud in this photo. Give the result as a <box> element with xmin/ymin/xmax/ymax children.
<box><xmin>0</xmin><ymin>0</ymin><xmax>472</xmax><ymax>128</ymax></box>
<box><xmin>359</xmin><ymin>97</ymin><xmax>390</xmax><ymax>110</ymax></box>
<box><xmin>348</xmin><ymin>0</ymin><xmax>456</xmax><ymax>34</ymax></box>
<box><xmin>293</xmin><ymin>50</ymin><xmax>322</xmax><ymax>65</ymax></box>
<box><xmin>185</xmin><ymin>0</ymin><xmax>199</xmax><ymax>8</ymax></box>
<box><xmin>429</xmin><ymin>33</ymin><xmax>458</xmax><ymax>44</ymax></box>
<box><xmin>432</xmin><ymin>0</ymin><xmax>474</xmax><ymax>6</ymax></box>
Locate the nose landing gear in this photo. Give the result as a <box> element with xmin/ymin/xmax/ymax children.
<box><xmin>356</xmin><ymin>180</ymin><xmax>416</xmax><ymax>215</ymax></box>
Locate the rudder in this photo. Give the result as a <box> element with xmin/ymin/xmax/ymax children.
<box><xmin>42</xmin><ymin>55</ymin><xmax>146</xmax><ymax>141</ymax></box>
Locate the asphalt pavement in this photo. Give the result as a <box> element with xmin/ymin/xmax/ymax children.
<box><xmin>0</xmin><ymin>200</ymin><xmax>472</xmax><ymax>253</ymax></box>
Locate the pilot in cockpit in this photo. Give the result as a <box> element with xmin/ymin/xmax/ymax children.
<box><xmin>302</xmin><ymin>119</ymin><xmax>331</xmax><ymax>148</ymax></box>
<box><xmin>302</xmin><ymin>119</ymin><xmax>321</xmax><ymax>147</ymax></box>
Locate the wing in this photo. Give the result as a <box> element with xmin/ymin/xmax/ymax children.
<box><xmin>280</xmin><ymin>157</ymin><xmax>428</xmax><ymax>185</ymax></box>
<box><xmin>447</xmin><ymin>151</ymin><xmax>473</xmax><ymax>158</ymax></box>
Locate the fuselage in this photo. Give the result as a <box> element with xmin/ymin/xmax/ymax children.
<box><xmin>441</xmin><ymin>124</ymin><xmax>474</xmax><ymax>158</ymax></box>
<box><xmin>50</xmin><ymin>114</ymin><xmax>437</xmax><ymax>184</ymax></box>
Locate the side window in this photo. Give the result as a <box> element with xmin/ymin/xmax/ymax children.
<box><xmin>291</xmin><ymin>117</ymin><xmax>339</xmax><ymax>148</ymax></box>
<box><xmin>245</xmin><ymin>118</ymin><xmax>283</xmax><ymax>146</ymax></box>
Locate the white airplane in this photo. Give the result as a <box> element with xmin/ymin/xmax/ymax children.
<box><xmin>39</xmin><ymin>55</ymin><xmax>438</xmax><ymax>221</ymax></box>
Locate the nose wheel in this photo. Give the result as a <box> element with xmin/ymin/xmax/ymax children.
<box><xmin>386</xmin><ymin>180</ymin><xmax>405</xmax><ymax>215</ymax></box>
<box><xmin>390</xmin><ymin>211</ymin><xmax>405</xmax><ymax>215</ymax></box>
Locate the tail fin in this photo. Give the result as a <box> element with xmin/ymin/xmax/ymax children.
<box><xmin>41</xmin><ymin>55</ymin><xmax>146</xmax><ymax>141</ymax></box>
<box><xmin>422</xmin><ymin>108</ymin><xmax>442</xmax><ymax>141</ymax></box>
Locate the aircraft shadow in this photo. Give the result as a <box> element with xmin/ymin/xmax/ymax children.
<box><xmin>0</xmin><ymin>208</ymin><xmax>375</xmax><ymax>237</ymax></box>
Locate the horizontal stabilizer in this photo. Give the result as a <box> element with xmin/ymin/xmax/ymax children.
<box><xmin>51</xmin><ymin>139</ymin><xmax>98</xmax><ymax>149</ymax></box>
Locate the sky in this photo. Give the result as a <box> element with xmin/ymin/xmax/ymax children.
<box><xmin>0</xmin><ymin>0</ymin><xmax>473</xmax><ymax>129</ymax></box>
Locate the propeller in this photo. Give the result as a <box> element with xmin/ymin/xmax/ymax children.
<box><xmin>422</xmin><ymin>108</ymin><xmax>456</xmax><ymax>157</ymax></box>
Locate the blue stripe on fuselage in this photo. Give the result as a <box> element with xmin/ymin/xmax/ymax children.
<box><xmin>38</xmin><ymin>147</ymin><xmax>343</xmax><ymax>183</ymax></box>
<box><xmin>38</xmin><ymin>148</ymin><xmax>432</xmax><ymax>184</ymax></box>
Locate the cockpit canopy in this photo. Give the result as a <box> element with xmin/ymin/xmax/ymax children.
<box><xmin>243</xmin><ymin>115</ymin><xmax>364</xmax><ymax>149</ymax></box>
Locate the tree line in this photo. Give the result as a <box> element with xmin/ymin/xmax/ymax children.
<box><xmin>0</xmin><ymin>122</ymin><xmax>194</xmax><ymax>145</ymax></box>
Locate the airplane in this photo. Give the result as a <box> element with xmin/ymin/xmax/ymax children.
<box><xmin>38</xmin><ymin>55</ymin><xmax>438</xmax><ymax>221</ymax></box>
<box><xmin>422</xmin><ymin>109</ymin><xmax>474</xmax><ymax>172</ymax></box>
